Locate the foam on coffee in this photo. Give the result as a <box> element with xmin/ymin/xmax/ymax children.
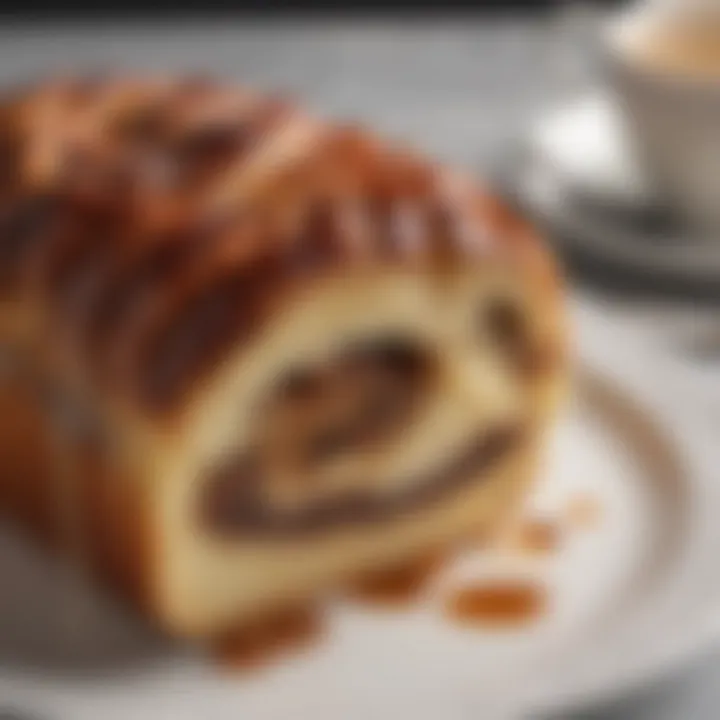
<box><xmin>618</xmin><ymin>6</ymin><xmax>720</xmax><ymax>79</ymax></box>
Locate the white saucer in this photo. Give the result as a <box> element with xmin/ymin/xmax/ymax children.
<box><xmin>0</xmin><ymin>302</ymin><xmax>719</xmax><ymax>720</ymax></box>
<box><xmin>500</xmin><ymin>94</ymin><xmax>720</xmax><ymax>298</ymax></box>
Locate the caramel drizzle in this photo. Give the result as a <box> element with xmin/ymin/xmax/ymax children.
<box><xmin>0</xmin><ymin>76</ymin><xmax>533</xmax><ymax>414</ymax></box>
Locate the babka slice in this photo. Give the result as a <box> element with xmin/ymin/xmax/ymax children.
<box><xmin>0</xmin><ymin>76</ymin><xmax>566</xmax><ymax>638</ymax></box>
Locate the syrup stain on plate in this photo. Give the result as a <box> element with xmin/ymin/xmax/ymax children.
<box><xmin>210</xmin><ymin>504</ymin><xmax>576</xmax><ymax>673</ymax></box>
<box><xmin>504</xmin><ymin>517</ymin><xmax>562</xmax><ymax>557</ymax></box>
<box><xmin>445</xmin><ymin>580</ymin><xmax>548</xmax><ymax>629</ymax></box>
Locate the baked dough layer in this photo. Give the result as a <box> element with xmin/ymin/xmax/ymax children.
<box><xmin>0</xmin><ymin>76</ymin><xmax>566</xmax><ymax>638</ymax></box>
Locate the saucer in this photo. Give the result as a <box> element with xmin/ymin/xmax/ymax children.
<box><xmin>495</xmin><ymin>93</ymin><xmax>720</xmax><ymax>300</ymax></box>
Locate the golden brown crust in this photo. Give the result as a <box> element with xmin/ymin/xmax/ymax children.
<box><xmin>0</xmin><ymin>361</ymin><xmax>60</xmax><ymax>544</ymax></box>
<box><xmin>0</xmin><ymin>76</ymin><xmax>563</xmax><ymax>419</ymax></box>
<box><xmin>77</xmin><ymin>446</ymin><xmax>158</xmax><ymax>618</ymax></box>
<box><xmin>0</xmin><ymin>351</ymin><xmax>159</xmax><ymax>619</ymax></box>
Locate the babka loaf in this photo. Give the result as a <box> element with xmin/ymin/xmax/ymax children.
<box><xmin>0</xmin><ymin>76</ymin><xmax>566</xmax><ymax>638</ymax></box>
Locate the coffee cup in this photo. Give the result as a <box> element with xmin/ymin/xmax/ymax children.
<box><xmin>604</xmin><ymin>0</ymin><xmax>720</xmax><ymax>233</ymax></box>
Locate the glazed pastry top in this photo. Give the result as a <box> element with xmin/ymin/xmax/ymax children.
<box><xmin>0</xmin><ymin>76</ymin><xmax>561</xmax><ymax>417</ymax></box>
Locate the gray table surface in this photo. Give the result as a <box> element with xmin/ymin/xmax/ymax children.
<box><xmin>0</xmin><ymin>15</ymin><xmax>718</xmax><ymax>720</ymax></box>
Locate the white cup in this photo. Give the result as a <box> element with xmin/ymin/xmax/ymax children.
<box><xmin>604</xmin><ymin>0</ymin><xmax>720</xmax><ymax>233</ymax></box>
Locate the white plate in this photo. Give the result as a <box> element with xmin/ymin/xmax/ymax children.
<box><xmin>0</xmin><ymin>302</ymin><xmax>717</xmax><ymax>720</ymax></box>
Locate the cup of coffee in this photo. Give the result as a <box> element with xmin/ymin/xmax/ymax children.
<box><xmin>604</xmin><ymin>0</ymin><xmax>720</xmax><ymax>232</ymax></box>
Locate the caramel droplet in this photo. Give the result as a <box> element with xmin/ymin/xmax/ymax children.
<box><xmin>349</xmin><ymin>552</ymin><xmax>445</xmax><ymax>607</ymax></box>
<box><xmin>507</xmin><ymin>518</ymin><xmax>561</xmax><ymax>556</ymax></box>
<box><xmin>446</xmin><ymin>580</ymin><xmax>547</xmax><ymax>629</ymax></box>
<box><xmin>212</xmin><ymin>605</ymin><xmax>323</xmax><ymax>672</ymax></box>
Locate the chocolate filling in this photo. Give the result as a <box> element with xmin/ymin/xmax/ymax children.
<box><xmin>0</xmin><ymin>194</ymin><xmax>66</xmax><ymax>289</ymax></box>
<box><xmin>200</xmin><ymin>424</ymin><xmax>522</xmax><ymax>537</ymax></box>
<box><xmin>138</xmin><ymin>266</ymin><xmax>273</xmax><ymax>409</ymax></box>
<box><xmin>114</xmin><ymin>103</ymin><xmax>170</xmax><ymax>145</ymax></box>
<box><xmin>41</xmin><ymin>205</ymin><xmax>122</xmax><ymax>302</ymax></box>
<box><xmin>141</xmin><ymin>279</ymin><xmax>249</xmax><ymax>408</ymax></box>
<box><xmin>266</xmin><ymin>338</ymin><xmax>432</xmax><ymax>466</ymax></box>
<box><xmin>0</xmin><ymin>128</ymin><xmax>19</xmax><ymax>192</ymax></box>
<box><xmin>481</xmin><ymin>298</ymin><xmax>540</xmax><ymax>377</ymax></box>
<box><xmin>84</xmin><ymin>228</ymin><xmax>213</xmax><ymax>354</ymax></box>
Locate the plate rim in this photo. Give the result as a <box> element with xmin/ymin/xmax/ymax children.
<box><xmin>507</xmin><ymin>299</ymin><xmax>720</xmax><ymax>717</ymax></box>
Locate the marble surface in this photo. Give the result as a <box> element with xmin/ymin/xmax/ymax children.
<box><xmin>0</xmin><ymin>15</ymin><xmax>718</xmax><ymax>720</ymax></box>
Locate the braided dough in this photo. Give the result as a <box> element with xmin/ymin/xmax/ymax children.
<box><xmin>0</xmin><ymin>76</ymin><xmax>566</xmax><ymax>637</ymax></box>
